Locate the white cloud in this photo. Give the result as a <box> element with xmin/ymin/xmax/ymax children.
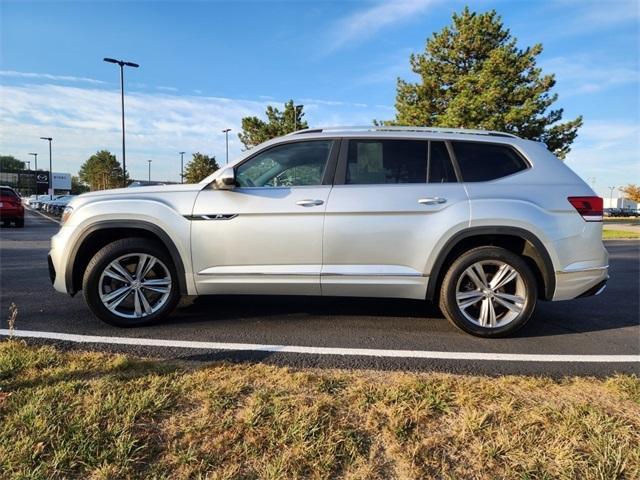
<box><xmin>564</xmin><ymin>120</ymin><xmax>640</xmax><ymax>197</ymax></box>
<box><xmin>0</xmin><ymin>70</ymin><xmax>107</xmax><ymax>85</ymax></box>
<box><xmin>541</xmin><ymin>56</ymin><xmax>639</xmax><ymax>96</ymax></box>
<box><xmin>0</xmin><ymin>82</ymin><xmax>392</xmax><ymax>182</ymax></box>
<box><xmin>157</xmin><ymin>86</ymin><xmax>178</xmax><ymax>92</ymax></box>
<box><xmin>327</xmin><ymin>0</ymin><xmax>436</xmax><ymax>51</ymax></box>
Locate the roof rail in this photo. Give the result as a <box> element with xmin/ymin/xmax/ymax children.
<box><xmin>289</xmin><ymin>125</ymin><xmax>519</xmax><ymax>138</ymax></box>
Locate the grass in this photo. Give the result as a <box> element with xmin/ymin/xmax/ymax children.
<box><xmin>603</xmin><ymin>229</ymin><xmax>640</xmax><ymax>239</ymax></box>
<box><xmin>1</xmin><ymin>341</ymin><xmax>639</xmax><ymax>479</ymax></box>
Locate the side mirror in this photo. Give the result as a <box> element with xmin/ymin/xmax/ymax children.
<box><xmin>213</xmin><ymin>169</ymin><xmax>236</xmax><ymax>190</ymax></box>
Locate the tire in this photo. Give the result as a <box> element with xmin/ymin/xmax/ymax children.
<box><xmin>15</xmin><ymin>218</ymin><xmax>24</xmax><ymax>228</ymax></box>
<box><xmin>439</xmin><ymin>246</ymin><xmax>537</xmax><ymax>338</ymax></box>
<box><xmin>83</xmin><ymin>237</ymin><xmax>180</xmax><ymax>327</ymax></box>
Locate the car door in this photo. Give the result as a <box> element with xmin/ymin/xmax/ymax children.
<box><xmin>322</xmin><ymin>137</ymin><xmax>470</xmax><ymax>299</ymax></box>
<box><xmin>191</xmin><ymin>138</ymin><xmax>338</xmax><ymax>296</ymax></box>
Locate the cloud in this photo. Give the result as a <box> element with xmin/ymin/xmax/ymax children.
<box><xmin>327</xmin><ymin>0</ymin><xmax>435</xmax><ymax>51</ymax></box>
<box><xmin>541</xmin><ymin>56</ymin><xmax>639</xmax><ymax>96</ymax></box>
<box><xmin>564</xmin><ymin>120</ymin><xmax>640</xmax><ymax>197</ymax></box>
<box><xmin>157</xmin><ymin>86</ymin><xmax>178</xmax><ymax>92</ymax></box>
<box><xmin>0</xmin><ymin>70</ymin><xmax>107</xmax><ymax>85</ymax></box>
<box><xmin>0</xmin><ymin>82</ymin><xmax>392</xmax><ymax>181</ymax></box>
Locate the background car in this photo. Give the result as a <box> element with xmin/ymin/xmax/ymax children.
<box><xmin>47</xmin><ymin>195</ymin><xmax>77</xmax><ymax>216</ymax></box>
<box><xmin>0</xmin><ymin>185</ymin><xmax>25</xmax><ymax>227</ymax></box>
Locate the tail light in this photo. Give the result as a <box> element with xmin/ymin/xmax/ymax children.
<box><xmin>568</xmin><ymin>196</ymin><xmax>603</xmax><ymax>222</ymax></box>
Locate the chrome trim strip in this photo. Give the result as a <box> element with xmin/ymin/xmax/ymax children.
<box><xmin>556</xmin><ymin>265</ymin><xmax>609</xmax><ymax>275</ymax></box>
<box><xmin>184</xmin><ymin>214</ymin><xmax>238</xmax><ymax>221</ymax></box>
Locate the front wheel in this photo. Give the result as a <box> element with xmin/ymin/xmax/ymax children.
<box><xmin>439</xmin><ymin>246</ymin><xmax>537</xmax><ymax>337</ymax></box>
<box><xmin>83</xmin><ymin>238</ymin><xmax>180</xmax><ymax>327</ymax></box>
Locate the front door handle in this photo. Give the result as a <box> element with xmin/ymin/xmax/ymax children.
<box><xmin>418</xmin><ymin>197</ymin><xmax>447</xmax><ymax>205</ymax></box>
<box><xmin>296</xmin><ymin>199</ymin><xmax>324</xmax><ymax>207</ymax></box>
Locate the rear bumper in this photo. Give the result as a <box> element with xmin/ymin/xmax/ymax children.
<box><xmin>553</xmin><ymin>265</ymin><xmax>609</xmax><ymax>301</ymax></box>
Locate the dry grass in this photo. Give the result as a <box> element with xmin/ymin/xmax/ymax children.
<box><xmin>1</xmin><ymin>340</ymin><xmax>639</xmax><ymax>479</ymax></box>
<box><xmin>603</xmin><ymin>229</ymin><xmax>640</xmax><ymax>239</ymax></box>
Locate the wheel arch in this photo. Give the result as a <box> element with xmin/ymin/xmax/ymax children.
<box><xmin>426</xmin><ymin>227</ymin><xmax>555</xmax><ymax>301</ymax></box>
<box><xmin>66</xmin><ymin>220</ymin><xmax>188</xmax><ymax>296</ymax></box>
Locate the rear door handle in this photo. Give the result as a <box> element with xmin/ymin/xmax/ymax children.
<box><xmin>418</xmin><ymin>197</ymin><xmax>447</xmax><ymax>205</ymax></box>
<box><xmin>296</xmin><ymin>199</ymin><xmax>324</xmax><ymax>207</ymax></box>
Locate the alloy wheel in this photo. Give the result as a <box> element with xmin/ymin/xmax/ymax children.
<box><xmin>98</xmin><ymin>253</ymin><xmax>172</xmax><ymax>319</ymax></box>
<box><xmin>455</xmin><ymin>260</ymin><xmax>527</xmax><ymax>328</ymax></box>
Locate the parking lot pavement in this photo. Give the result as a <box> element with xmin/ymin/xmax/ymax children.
<box><xmin>1</xmin><ymin>209</ymin><xmax>638</xmax><ymax>376</ymax></box>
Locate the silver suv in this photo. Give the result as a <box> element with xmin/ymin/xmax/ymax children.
<box><xmin>49</xmin><ymin>127</ymin><xmax>608</xmax><ymax>337</ymax></box>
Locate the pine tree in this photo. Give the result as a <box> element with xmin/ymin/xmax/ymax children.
<box><xmin>183</xmin><ymin>153</ymin><xmax>220</xmax><ymax>183</ymax></box>
<box><xmin>239</xmin><ymin>100</ymin><xmax>308</xmax><ymax>149</ymax></box>
<box><xmin>387</xmin><ymin>8</ymin><xmax>582</xmax><ymax>159</ymax></box>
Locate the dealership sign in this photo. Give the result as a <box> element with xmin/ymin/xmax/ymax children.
<box><xmin>52</xmin><ymin>172</ymin><xmax>71</xmax><ymax>190</ymax></box>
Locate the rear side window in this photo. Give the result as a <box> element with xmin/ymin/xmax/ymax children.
<box><xmin>346</xmin><ymin>140</ymin><xmax>427</xmax><ymax>184</ymax></box>
<box><xmin>0</xmin><ymin>187</ymin><xmax>19</xmax><ymax>199</ymax></box>
<box><xmin>428</xmin><ymin>141</ymin><xmax>457</xmax><ymax>183</ymax></box>
<box><xmin>452</xmin><ymin>141</ymin><xmax>528</xmax><ymax>182</ymax></box>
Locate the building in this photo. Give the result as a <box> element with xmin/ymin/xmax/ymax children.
<box><xmin>603</xmin><ymin>197</ymin><xmax>638</xmax><ymax>210</ymax></box>
<box><xmin>0</xmin><ymin>170</ymin><xmax>71</xmax><ymax>196</ymax></box>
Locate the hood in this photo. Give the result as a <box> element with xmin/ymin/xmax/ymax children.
<box><xmin>79</xmin><ymin>183</ymin><xmax>202</xmax><ymax>199</ymax></box>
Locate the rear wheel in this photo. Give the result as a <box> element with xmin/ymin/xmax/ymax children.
<box><xmin>83</xmin><ymin>238</ymin><xmax>180</xmax><ymax>327</ymax></box>
<box><xmin>439</xmin><ymin>246</ymin><xmax>537</xmax><ymax>337</ymax></box>
<box><xmin>15</xmin><ymin>217</ymin><xmax>24</xmax><ymax>228</ymax></box>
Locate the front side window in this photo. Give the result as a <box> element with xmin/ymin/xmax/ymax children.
<box><xmin>346</xmin><ymin>139</ymin><xmax>428</xmax><ymax>184</ymax></box>
<box><xmin>452</xmin><ymin>141</ymin><xmax>529</xmax><ymax>182</ymax></box>
<box><xmin>236</xmin><ymin>140</ymin><xmax>333</xmax><ymax>187</ymax></box>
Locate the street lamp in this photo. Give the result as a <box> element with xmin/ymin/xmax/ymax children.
<box><xmin>28</xmin><ymin>153</ymin><xmax>38</xmax><ymax>171</ymax></box>
<box><xmin>103</xmin><ymin>57</ymin><xmax>139</xmax><ymax>187</ymax></box>
<box><xmin>147</xmin><ymin>159</ymin><xmax>152</xmax><ymax>182</ymax></box>
<box><xmin>608</xmin><ymin>186</ymin><xmax>616</xmax><ymax>209</ymax></box>
<box><xmin>179</xmin><ymin>151</ymin><xmax>186</xmax><ymax>183</ymax></box>
<box><xmin>40</xmin><ymin>137</ymin><xmax>53</xmax><ymax>199</ymax></box>
<box><xmin>222</xmin><ymin>128</ymin><xmax>231</xmax><ymax>164</ymax></box>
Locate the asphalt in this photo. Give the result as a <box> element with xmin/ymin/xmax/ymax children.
<box><xmin>1</xmin><ymin>209</ymin><xmax>638</xmax><ymax>376</ymax></box>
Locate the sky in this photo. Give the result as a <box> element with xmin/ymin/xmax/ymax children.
<box><xmin>0</xmin><ymin>0</ymin><xmax>638</xmax><ymax>198</ymax></box>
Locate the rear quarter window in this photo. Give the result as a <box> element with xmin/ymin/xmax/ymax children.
<box><xmin>452</xmin><ymin>141</ymin><xmax>529</xmax><ymax>182</ymax></box>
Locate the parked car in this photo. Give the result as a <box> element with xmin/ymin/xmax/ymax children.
<box><xmin>47</xmin><ymin>195</ymin><xmax>77</xmax><ymax>216</ymax></box>
<box><xmin>49</xmin><ymin>127</ymin><xmax>608</xmax><ymax>337</ymax></box>
<box><xmin>36</xmin><ymin>195</ymin><xmax>63</xmax><ymax>211</ymax></box>
<box><xmin>0</xmin><ymin>185</ymin><xmax>25</xmax><ymax>227</ymax></box>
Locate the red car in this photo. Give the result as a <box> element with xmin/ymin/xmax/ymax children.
<box><xmin>0</xmin><ymin>186</ymin><xmax>24</xmax><ymax>227</ymax></box>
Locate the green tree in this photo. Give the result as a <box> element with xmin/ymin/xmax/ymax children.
<box><xmin>0</xmin><ymin>155</ymin><xmax>25</xmax><ymax>171</ymax></box>
<box><xmin>71</xmin><ymin>175</ymin><xmax>90</xmax><ymax>195</ymax></box>
<box><xmin>183</xmin><ymin>153</ymin><xmax>220</xmax><ymax>183</ymax></box>
<box><xmin>238</xmin><ymin>100</ymin><xmax>308</xmax><ymax>149</ymax></box>
<box><xmin>386</xmin><ymin>8</ymin><xmax>582</xmax><ymax>159</ymax></box>
<box><xmin>78</xmin><ymin>150</ymin><xmax>126</xmax><ymax>191</ymax></box>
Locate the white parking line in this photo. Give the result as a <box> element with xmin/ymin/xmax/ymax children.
<box><xmin>26</xmin><ymin>207</ymin><xmax>60</xmax><ymax>224</ymax></box>
<box><xmin>2</xmin><ymin>329</ymin><xmax>639</xmax><ymax>363</ymax></box>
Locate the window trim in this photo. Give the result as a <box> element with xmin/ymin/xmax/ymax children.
<box><xmin>333</xmin><ymin>138</ymin><xmax>460</xmax><ymax>186</ymax></box>
<box><xmin>449</xmin><ymin>140</ymin><xmax>531</xmax><ymax>183</ymax></box>
<box><xmin>233</xmin><ymin>138</ymin><xmax>341</xmax><ymax>188</ymax></box>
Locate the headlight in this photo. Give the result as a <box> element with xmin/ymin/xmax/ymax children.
<box><xmin>60</xmin><ymin>206</ymin><xmax>74</xmax><ymax>225</ymax></box>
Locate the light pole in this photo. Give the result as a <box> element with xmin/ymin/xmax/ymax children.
<box><xmin>29</xmin><ymin>152</ymin><xmax>38</xmax><ymax>196</ymax></box>
<box><xmin>179</xmin><ymin>151</ymin><xmax>185</xmax><ymax>183</ymax></box>
<box><xmin>608</xmin><ymin>186</ymin><xmax>616</xmax><ymax>209</ymax></box>
<box><xmin>28</xmin><ymin>153</ymin><xmax>38</xmax><ymax>171</ymax></box>
<box><xmin>222</xmin><ymin>128</ymin><xmax>231</xmax><ymax>164</ymax></box>
<box><xmin>103</xmin><ymin>57</ymin><xmax>139</xmax><ymax>187</ymax></box>
<box><xmin>147</xmin><ymin>159</ymin><xmax>152</xmax><ymax>182</ymax></box>
<box><xmin>40</xmin><ymin>137</ymin><xmax>52</xmax><ymax>199</ymax></box>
